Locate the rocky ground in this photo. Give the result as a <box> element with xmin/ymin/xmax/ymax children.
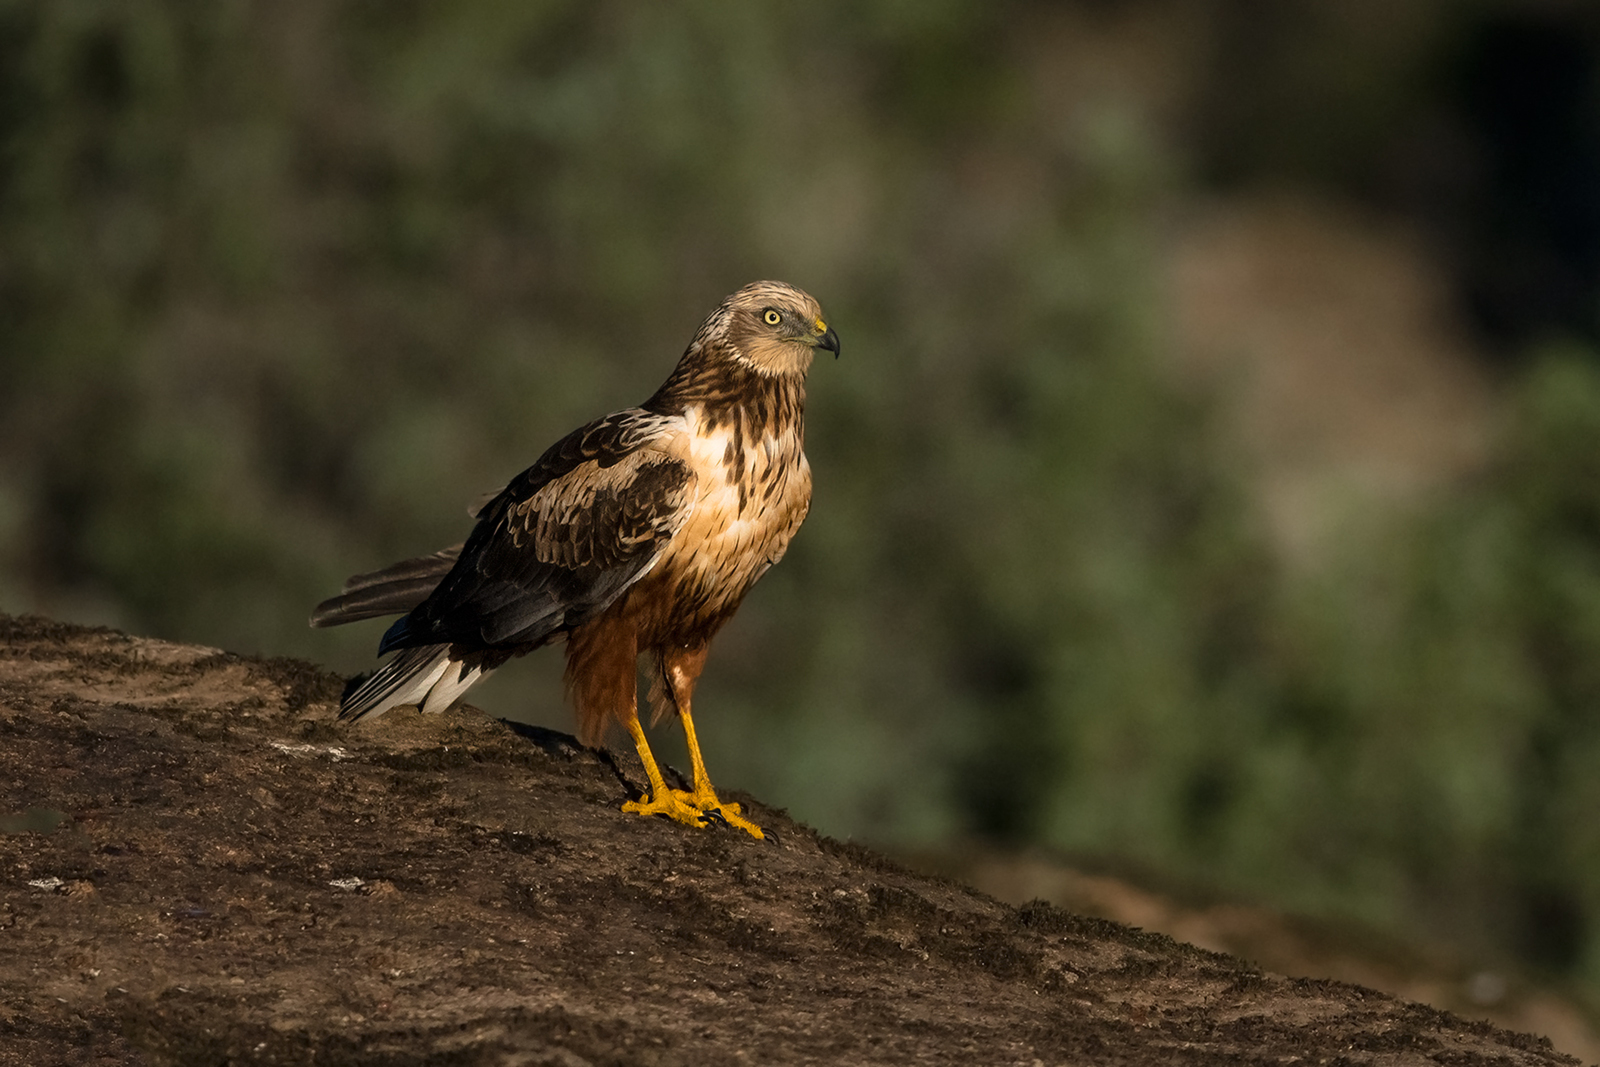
<box><xmin>0</xmin><ymin>614</ymin><xmax>1581</xmax><ymax>1065</ymax></box>
<box><xmin>930</xmin><ymin>850</ymin><xmax>1600</xmax><ymax>1064</ymax></box>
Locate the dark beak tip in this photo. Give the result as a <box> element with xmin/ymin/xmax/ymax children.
<box><xmin>819</xmin><ymin>325</ymin><xmax>841</xmax><ymax>359</ymax></box>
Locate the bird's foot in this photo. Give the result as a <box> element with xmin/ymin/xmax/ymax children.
<box><xmin>669</xmin><ymin>788</ymin><xmax>767</xmax><ymax>841</ymax></box>
<box><xmin>622</xmin><ymin>790</ymin><xmax>711</xmax><ymax>830</ymax></box>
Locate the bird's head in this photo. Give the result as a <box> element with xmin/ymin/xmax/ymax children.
<box><xmin>714</xmin><ymin>280</ymin><xmax>840</xmax><ymax>378</ymax></box>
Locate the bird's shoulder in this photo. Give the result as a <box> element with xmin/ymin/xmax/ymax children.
<box><xmin>469</xmin><ymin>408</ymin><xmax>697</xmax><ymax>570</ymax></box>
<box><xmin>470</xmin><ymin>410</ymin><xmax>685</xmax><ymax>517</ymax></box>
<box><xmin>509</xmin><ymin>408</ymin><xmax>688</xmax><ymax>498</ymax></box>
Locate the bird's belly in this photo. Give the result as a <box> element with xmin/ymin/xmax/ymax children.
<box><xmin>641</xmin><ymin>443</ymin><xmax>811</xmax><ymax>644</ymax></box>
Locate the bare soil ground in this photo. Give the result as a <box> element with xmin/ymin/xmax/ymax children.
<box><xmin>926</xmin><ymin>852</ymin><xmax>1600</xmax><ymax>1065</ymax></box>
<box><xmin>0</xmin><ymin>615</ymin><xmax>1580</xmax><ymax>1066</ymax></box>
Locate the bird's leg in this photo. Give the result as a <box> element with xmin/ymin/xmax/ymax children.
<box><xmin>673</xmin><ymin>704</ymin><xmax>765</xmax><ymax>839</ymax></box>
<box><xmin>656</xmin><ymin>647</ymin><xmax>766</xmax><ymax>840</ymax></box>
<box><xmin>619</xmin><ymin>708</ymin><xmax>709</xmax><ymax>829</ymax></box>
<box><xmin>567</xmin><ymin>615</ymin><xmax>705</xmax><ymax>829</ymax></box>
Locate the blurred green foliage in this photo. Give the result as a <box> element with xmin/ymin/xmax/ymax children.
<box><xmin>7</xmin><ymin>0</ymin><xmax>1600</xmax><ymax>993</ymax></box>
<box><xmin>1273</xmin><ymin>352</ymin><xmax>1600</xmax><ymax>980</ymax></box>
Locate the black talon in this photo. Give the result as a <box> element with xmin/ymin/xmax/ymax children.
<box><xmin>760</xmin><ymin>827</ymin><xmax>779</xmax><ymax>846</ymax></box>
<box><xmin>702</xmin><ymin>808</ymin><xmax>730</xmax><ymax>827</ymax></box>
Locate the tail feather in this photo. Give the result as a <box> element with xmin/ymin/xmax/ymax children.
<box><xmin>421</xmin><ymin>661</ymin><xmax>494</xmax><ymax>715</ymax></box>
<box><xmin>341</xmin><ymin>644</ymin><xmax>460</xmax><ymax>722</ymax></box>
<box><xmin>310</xmin><ymin>546</ymin><xmax>462</xmax><ymax>628</ymax></box>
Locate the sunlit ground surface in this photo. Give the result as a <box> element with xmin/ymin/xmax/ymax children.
<box><xmin>908</xmin><ymin>845</ymin><xmax>1600</xmax><ymax>1066</ymax></box>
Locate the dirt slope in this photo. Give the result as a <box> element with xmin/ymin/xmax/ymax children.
<box><xmin>935</xmin><ymin>851</ymin><xmax>1600</xmax><ymax>1064</ymax></box>
<box><xmin>0</xmin><ymin>615</ymin><xmax>1578</xmax><ymax>1066</ymax></box>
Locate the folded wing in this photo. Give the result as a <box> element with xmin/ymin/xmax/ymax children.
<box><xmin>377</xmin><ymin>409</ymin><xmax>694</xmax><ymax>653</ymax></box>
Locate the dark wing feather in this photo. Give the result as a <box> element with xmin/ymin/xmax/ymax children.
<box><xmin>379</xmin><ymin>408</ymin><xmax>692</xmax><ymax>653</ymax></box>
<box><xmin>309</xmin><ymin>547</ymin><xmax>463</xmax><ymax>627</ymax></box>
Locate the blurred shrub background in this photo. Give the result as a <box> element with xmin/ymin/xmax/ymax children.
<box><xmin>7</xmin><ymin>0</ymin><xmax>1600</xmax><ymax>1000</ymax></box>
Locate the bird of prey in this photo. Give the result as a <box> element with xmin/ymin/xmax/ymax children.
<box><xmin>311</xmin><ymin>281</ymin><xmax>838</xmax><ymax>840</ymax></box>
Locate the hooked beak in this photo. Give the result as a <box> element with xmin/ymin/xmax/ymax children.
<box><xmin>815</xmin><ymin>323</ymin><xmax>841</xmax><ymax>359</ymax></box>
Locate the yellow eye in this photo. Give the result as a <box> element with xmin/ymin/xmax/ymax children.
<box><xmin>763</xmin><ymin>309</ymin><xmax>781</xmax><ymax>326</ymax></box>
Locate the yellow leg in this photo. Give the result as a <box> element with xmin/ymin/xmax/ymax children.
<box><xmin>670</xmin><ymin>705</ymin><xmax>765</xmax><ymax>840</ymax></box>
<box><xmin>619</xmin><ymin>713</ymin><xmax>708</xmax><ymax>830</ymax></box>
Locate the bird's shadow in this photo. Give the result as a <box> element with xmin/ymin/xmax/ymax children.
<box><xmin>498</xmin><ymin>719</ymin><xmax>691</xmax><ymax>801</ymax></box>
